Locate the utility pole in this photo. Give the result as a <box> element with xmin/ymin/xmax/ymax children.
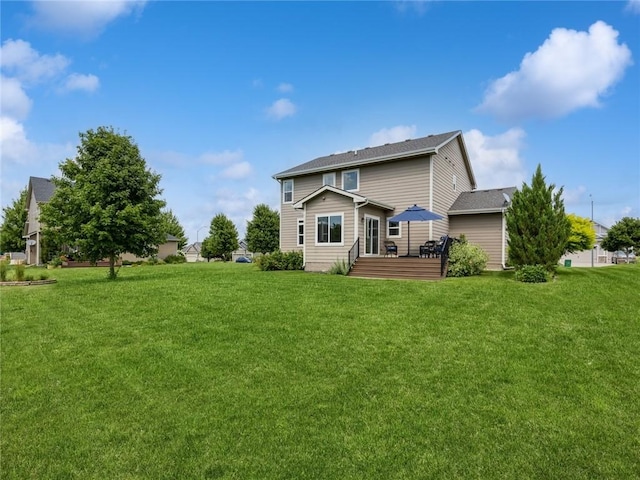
<box><xmin>590</xmin><ymin>195</ymin><xmax>594</xmax><ymax>268</ymax></box>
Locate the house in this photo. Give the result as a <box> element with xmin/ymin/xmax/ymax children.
<box><xmin>120</xmin><ymin>234</ymin><xmax>179</xmax><ymax>262</ymax></box>
<box><xmin>559</xmin><ymin>220</ymin><xmax>612</xmax><ymax>266</ymax></box>
<box><xmin>23</xmin><ymin>175</ymin><xmax>179</xmax><ymax>265</ymax></box>
<box><xmin>232</xmin><ymin>240</ymin><xmax>253</xmax><ymax>261</ymax></box>
<box><xmin>273</xmin><ymin>130</ymin><xmax>514</xmax><ymax>273</ymax></box>
<box><xmin>24</xmin><ymin>176</ymin><xmax>55</xmax><ymax>265</ymax></box>
<box><xmin>182</xmin><ymin>242</ymin><xmax>202</xmax><ymax>262</ymax></box>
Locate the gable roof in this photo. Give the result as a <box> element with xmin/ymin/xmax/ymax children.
<box><xmin>448</xmin><ymin>186</ymin><xmax>517</xmax><ymax>215</ymax></box>
<box><xmin>273</xmin><ymin>130</ymin><xmax>464</xmax><ymax>180</ymax></box>
<box><xmin>28</xmin><ymin>176</ymin><xmax>55</xmax><ymax>203</ymax></box>
<box><xmin>182</xmin><ymin>242</ymin><xmax>202</xmax><ymax>253</ymax></box>
<box><xmin>292</xmin><ymin>185</ymin><xmax>394</xmax><ymax>211</ymax></box>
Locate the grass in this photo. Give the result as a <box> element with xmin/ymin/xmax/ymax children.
<box><xmin>1</xmin><ymin>263</ymin><xmax>639</xmax><ymax>479</ymax></box>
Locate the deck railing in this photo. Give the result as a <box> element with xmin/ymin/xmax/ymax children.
<box><xmin>348</xmin><ymin>238</ymin><xmax>360</xmax><ymax>269</ymax></box>
<box><xmin>440</xmin><ymin>236</ymin><xmax>455</xmax><ymax>276</ymax></box>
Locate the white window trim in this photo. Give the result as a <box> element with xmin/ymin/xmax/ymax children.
<box><xmin>297</xmin><ymin>218</ymin><xmax>304</xmax><ymax>246</ymax></box>
<box><xmin>283</xmin><ymin>179</ymin><xmax>294</xmax><ymax>204</ymax></box>
<box><xmin>315</xmin><ymin>212</ymin><xmax>344</xmax><ymax>246</ymax></box>
<box><xmin>342</xmin><ymin>169</ymin><xmax>360</xmax><ymax>192</ymax></box>
<box><xmin>387</xmin><ymin>219</ymin><xmax>401</xmax><ymax>238</ymax></box>
<box><xmin>322</xmin><ymin>172</ymin><xmax>336</xmax><ymax>187</ymax></box>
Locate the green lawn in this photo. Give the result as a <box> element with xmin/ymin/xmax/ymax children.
<box><xmin>2</xmin><ymin>263</ymin><xmax>639</xmax><ymax>479</ymax></box>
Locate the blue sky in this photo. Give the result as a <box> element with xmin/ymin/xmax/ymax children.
<box><xmin>2</xmin><ymin>1</ymin><xmax>639</xmax><ymax>243</ymax></box>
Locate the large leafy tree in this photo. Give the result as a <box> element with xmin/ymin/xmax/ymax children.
<box><xmin>0</xmin><ymin>188</ymin><xmax>27</xmax><ymax>253</ymax></box>
<box><xmin>201</xmin><ymin>213</ymin><xmax>239</xmax><ymax>262</ymax></box>
<box><xmin>161</xmin><ymin>209</ymin><xmax>187</xmax><ymax>250</ymax></box>
<box><xmin>565</xmin><ymin>213</ymin><xmax>596</xmax><ymax>254</ymax></box>
<box><xmin>246</xmin><ymin>204</ymin><xmax>279</xmax><ymax>254</ymax></box>
<box><xmin>506</xmin><ymin>164</ymin><xmax>571</xmax><ymax>272</ymax></box>
<box><xmin>40</xmin><ymin>126</ymin><xmax>166</xmax><ymax>279</ymax></box>
<box><xmin>601</xmin><ymin>217</ymin><xmax>640</xmax><ymax>259</ymax></box>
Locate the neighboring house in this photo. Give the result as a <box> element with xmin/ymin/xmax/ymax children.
<box><xmin>273</xmin><ymin>130</ymin><xmax>517</xmax><ymax>272</ymax></box>
<box><xmin>560</xmin><ymin>220</ymin><xmax>611</xmax><ymax>266</ymax></box>
<box><xmin>24</xmin><ymin>176</ymin><xmax>55</xmax><ymax>265</ymax></box>
<box><xmin>120</xmin><ymin>234</ymin><xmax>179</xmax><ymax>262</ymax></box>
<box><xmin>4</xmin><ymin>252</ymin><xmax>27</xmax><ymax>265</ymax></box>
<box><xmin>23</xmin><ymin>175</ymin><xmax>178</xmax><ymax>265</ymax></box>
<box><xmin>182</xmin><ymin>242</ymin><xmax>202</xmax><ymax>262</ymax></box>
<box><xmin>231</xmin><ymin>240</ymin><xmax>253</xmax><ymax>261</ymax></box>
<box><xmin>448</xmin><ymin>187</ymin><xmax>517</xmax><ymax>270</ymax></box>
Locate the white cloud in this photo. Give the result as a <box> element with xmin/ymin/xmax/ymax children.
<box><xmin>562</xmin><ymin>185</ymin><xmax>587</xmax><ymax>205</ymax></box>
<box><xmin>626</xmin><ymin>0</ymin><xmax>640</xmax><ymax>13</ymax></box>
<box><xmin>0</xmin><ymin>115</ymin><xmax>73</xmax><ymax>167</ymax></box>
<box><xmin>199</xmin><ymin>149</ymin><xmax>244</xmax><ymax>165</ymax></box>
<box><xmin>277</xmin><ymin>82</ymin><xmax>294</xmax><ymax>93</ymax></box>
<box><xmin>394</xmin><ymin>0</ymin><xmax>431</xmax><ymax>15</ymax></box>
<box><xmin>28</xmin><ymin>0</ymin><xmax>148</xmax><ymax>37</ymax></box>
<box><xmin>0</xmin><ymin>39</ymin><xmax>69</xmax><ymax>84</ymax></box>
<box><xmin>369</xmin><ymin>125</ymin><xmax>417</xmax><ymax>146</ymax></box>
<box><xmin>0</xmin><ymin>116</ymin><xmax>37</xmax><ymax>164</ymax></box>
<box><xmin>464</xmin><ymin>128</ymin><xmax>527</xmax><ymax>189</ymax></box>
<box><xmin>221</xmin><ymin>161</ymin><xmax>252</xmax><ymax>180</ymax></box>
<box><xmin>477</xmin><ymin>21</ymin><xmax>633</xmax><ymax>122</ymax></box>
<box><xmin>266</xmin><ymin>98</ymin><xmax>297</xmax><ymax>120</ymax></box>
<box><xmin>61</xmin><ymin>73</ymin><xmax>100</xmax><ymax>93</ymax></box>
<box><xmin>0</xmin><ymin>76</ymin><xmax>33</xmax><ymax>120</ymax></box>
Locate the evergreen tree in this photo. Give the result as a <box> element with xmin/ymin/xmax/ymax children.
<box><xmin>0</xmin><ymin>188</ymin><xmax>27</xmax><ymax>253</ymax></box>
<box><xmin>246</xmin><ymin>204</ymin><xmax>280</xmax><ymax>254</ymax></box>
<box><xmin>161</xmin><ymin>209</ymin><xmax>188</xmax><ymax>250</ymax></box>
<box><xmin>506</xmin><ymin>164</ymin><xmax>570</xmax><ymax>272</ymax></box>
<box><xmin>40</xmin><ymin>126</ymin><xmax>166</xmax><ymax>279</ymax></box>
<box><xmin>201</xmin><ymin>213</ymin><xmax>239</xmax><ymax>262</ymax></box>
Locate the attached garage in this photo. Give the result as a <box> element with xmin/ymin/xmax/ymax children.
<box><xmin>448</xmin><ymin>187</ymin><xmax>516</xmax><ymax>270</ymax></box>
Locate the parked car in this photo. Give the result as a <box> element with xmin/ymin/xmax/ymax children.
<box><xmin>235</xmin><ymin>256</ymin><xmax>252</xmax><ymax>263</ymax></box>
<box><xmin>612</xmin><ymin>251</ymin><xmax>636</xmax><ymax>264</ymax></box>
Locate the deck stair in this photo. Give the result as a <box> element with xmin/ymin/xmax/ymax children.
<box><xmin>348</xmin><ymin>256</ymin><xmax>445</xmax><ymax>281</ymax></box>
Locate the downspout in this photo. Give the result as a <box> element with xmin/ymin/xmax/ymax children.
<box><xmin>429</xmin><ymin>156</ymin><xmax>434</xmax><ymax>240</ymax></box>
<box><xmin>302</xmin><ymin>203</ymin><xmax>307</xmax><ymax>268</ymax></box>
<box><xmin>36</xmin><ymin>231</ymin><xmax>40</xmax><ymax>266</ymax></box>
<box><xmin>501</xmin><ymin>208</ymin><xmax>507</xmax><ymax>269</ymax></box>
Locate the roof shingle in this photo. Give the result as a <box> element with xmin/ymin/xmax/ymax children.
<box><xmin>448</xmin><ymin>186</ymin><xmax>517</xmax><ymax>213</ymax></box>
<box><xmin>273</xmin><ymin>130</ymin><xmax>461</xmax><ymax>179</ymax></box>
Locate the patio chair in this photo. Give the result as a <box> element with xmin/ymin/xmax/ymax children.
<box><xmin>419</xmin><ymin>240</ymin><xmax>437</xmax><ymax>258</ymax></box>
<box><xmin>434</xmin><ymin>235</ymin><xmax>449</xmax><ymax>258</ymax></box>
<box><xmin>384</xmin><ymin>240</ymin><xmax>398</xmax><ymax>257</ymax></box>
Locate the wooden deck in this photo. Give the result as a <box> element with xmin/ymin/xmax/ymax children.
<box><xmin>348</xmin><ymin>256</ymin><xmax>446</xmax><ymax>281</ymax></box>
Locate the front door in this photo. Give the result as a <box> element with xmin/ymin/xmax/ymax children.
<box><xmin>365</xmin><ymin>215</ymin><xmax>380</xmax><ymax>255</ymax></box>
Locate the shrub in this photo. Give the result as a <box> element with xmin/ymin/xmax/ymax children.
<box><xmin>164</xmin><ymin>254</ymin><xmax>186</xmax><ymax>264</ymax></box>
<box><xmin>515</xmin><ymin>265</ymin><xmax>549</xmax><ymax>283</ymax></box>
<box><xmin>14</xmin><ymin>263</ymin><xmax>25</xmax><ymax>281</ymax></box>
<box><xmin>24</xmin><ymin>274</ymin><xmax>34</xmax><ymax>282</ymax></box>
<box><xmin>256</xmin><ymin>250</ymin><xmax>303</xmax><ymax>271</ymax></box>
<box><xmin>39</xmin><ymin>272</ymin><xmax>49</xmax><ymax>280</ymax></box>
<box><xmin>0</xmin><ymin>260</ymin><xmax>8</xmax><ymax>282</ymax></box>
<box><xmin>49</xmin><ymin>256</ymin><xmax>63</xmax><ymax>267</ymax></box>
<box><xmin>329</xmin><ymin>259</ymin><xmax>350</xmax><ymax>275</ymax></box>
<box><xmin>447</xmin><ymin>239</ymin><xmax>489</xmax><ymax>277</ymax></box>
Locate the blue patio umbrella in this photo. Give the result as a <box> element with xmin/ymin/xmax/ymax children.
<box><xmin>389</xmin><ymin>204</ymin><xmax>443</xmax><ymax>256</ymax></box>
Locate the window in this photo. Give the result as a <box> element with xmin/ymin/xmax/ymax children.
<box><xmin>316</xmin><ymin>214</ymin><xmax>343</xmax><ymax>245</ymax></box>
<box><xmin>388</xmin><ymin>220</ymin><xmax>401</xmax><ymax>237</ymax></box>
<box><xmin>322</xmin><ymin>172</ymin><xmax>336</xmax><ymax>187</ymax></box>
<box><xmin>342</xmin><ymin>169</ymin><xmax>359</xmax><ymax>191</ymax></box>
<box><xmin>283</xmin><ymin>179</ymin><xmax>293</xmax><ymax>203</ymax></box>
<box><xmin>297</xmin><ymin>219</ymin><xmax>304</xmax><ymax>246</ymax></box>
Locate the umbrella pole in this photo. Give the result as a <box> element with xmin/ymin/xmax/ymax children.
<box><xmin>407</xmin><ymin>221</ymin><xmax>410</xmax><ymax>256</ymax></box>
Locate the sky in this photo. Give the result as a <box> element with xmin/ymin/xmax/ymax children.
<box><xmin>1</xmin><ymin>0</ymin><xmax>639</xmax><ymax>244</ymax></box>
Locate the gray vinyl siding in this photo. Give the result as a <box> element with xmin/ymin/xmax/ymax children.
<box><xmin>279</xmin><ymin>175</ymin><xmax>319</xmax><ymax>252</ymax></box>
<box><xmin>26</xmin><ymin>191</ymin><xmax>42</xmax><ymax>235</ymax></box>
<box><xmin>431</xmin><ymin>137</ymin><xmax>474</xmax><ymax>240</ymax></box>
<box><xmin>303</xmin><ymin>191</ymin><xmax>355</xmax><ymax>272</ymax></box>
<box><xmin>449</xmin><ymin>213</ymin><xmax>505</xmax><ymax>270</ymax></box>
